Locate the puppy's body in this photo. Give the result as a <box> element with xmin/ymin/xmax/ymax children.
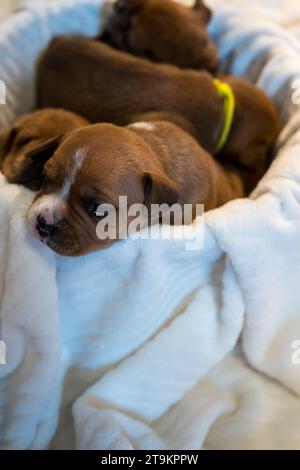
<box><xmin>38</xmin><ymin>37</ymin><xmax>222</xmax><ymax>153</ymax></box>
<box><xmin>129</xmin><ymin>120</ymin><xmax>244</xmax><ymax>211</ymax></box>
<box><xmin>0</xmin><ymin>109</ymin><xmax>89</xmax><ymax>190</ymax></box>
<box><xmin>100</xmin><ymin>0</ymin><xmax>219</xmax><ymax>71</ymax></box>
<box><xmin>27</xmin><ymin>121</ymin><xmax>244</xmax><ymax>256</ymax></box>
<box><xmin>37</xmin><ymin>36</ymin><xmax>281</xmax><ymax>193</ymax></box>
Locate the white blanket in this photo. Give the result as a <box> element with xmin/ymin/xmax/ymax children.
<box><xmin>1</xmin><ymin>0</ymin><xmax>300</xmax><ymax>450</ymax></box>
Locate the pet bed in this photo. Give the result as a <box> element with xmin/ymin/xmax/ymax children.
<box><xmin>1</xmin><ymin>0</ymin><xmax>300</xmax><ymax>450</ymax></box>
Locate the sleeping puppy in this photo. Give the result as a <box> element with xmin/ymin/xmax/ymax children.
<box><xmin>0</xmin><ymin>109</ymin><xmax>89</xmax><ymax>190</ymax></box>
<box><xmin>26</xmin><ymin>120</ymin><xmax>244</xmax><ymax>256</ymax></box>
<box><xmin>100</xmin><ymin>0</ymin><xmax>219</xmax><ymax>71</ymax></box>
<box><xmin>37</xmin><ymin>36</ymin><xmax>281</xmax><ymax>193</ymax></box>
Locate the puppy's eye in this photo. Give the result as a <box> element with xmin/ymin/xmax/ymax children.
<box><xmin>85</xmin><ymin>199</ymin><xmax>101</xmax><ymax>217</ymax></box>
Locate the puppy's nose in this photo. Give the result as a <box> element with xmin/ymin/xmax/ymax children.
<box><xmin>36</xmin><ymin>214</ymin><xmax>57</xmax><ymax>239</ymax></box>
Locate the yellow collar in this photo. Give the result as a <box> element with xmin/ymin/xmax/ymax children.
<box><xmin>213</xmin><ymin>79</ymin><xmax>235</xmax><ymax>153</ymax></box>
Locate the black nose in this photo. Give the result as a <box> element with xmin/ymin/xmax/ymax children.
<box><xmin>36</xmin><ymin>215</ymin><xmax>57</xmax><ymax>238</ymax></box>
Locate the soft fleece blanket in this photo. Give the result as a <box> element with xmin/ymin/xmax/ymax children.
<box><xmin>1</xmin><ymin>0</ymin><xmax>300</xmax><ymax>450</ymax></box>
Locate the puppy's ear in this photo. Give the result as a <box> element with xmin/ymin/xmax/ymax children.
<box><xmin>143</xmin><ymin>171</ymin><xmax>179</xmax><ymax>207</ymax></box>
<box><xmin>26</xmin><ymin>135</ymin><xmax>62</xmax><ymax>163</ymax></box>
<box><xmin>0</xmin><ymin>127</ymin><xmax>18</xmax><ymax>165</ymax></box>
<box><xmin>16</xmin><ymin>135</ymin><xmax>62</xmax><ymax>190</ymax></box>
<box><xmin>193</xmin><ymin>0</ymin><xmax>212</xmax><ymax>24</ymax></box>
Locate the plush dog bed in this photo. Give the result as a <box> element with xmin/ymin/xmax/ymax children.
<box><xmin>1</xmin><ymin>0</ymin><xmax>300</xmax><ymax>450</ymax></box>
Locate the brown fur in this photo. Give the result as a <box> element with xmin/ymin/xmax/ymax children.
<box><xmin>27</xmin><ymin>121</ymin><xmax>244</xmax><ymax>256</ymax></box>
<box><xmin>37</xmin><ymin>36</ymin><xmax>281</xmax><ymax>194</ymax></box>
<box><xmin>100</xmin><ymin>0</ymin><xmax>219</xmax><ymax>71</ymax></box>
<box><xmin>0</xmin><ymin>109</ymin><xmax>89</xmax><ymax>190</ymax></box>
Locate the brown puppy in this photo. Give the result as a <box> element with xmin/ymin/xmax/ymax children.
<box><xmin>100</xmin><ymin>0</ymin><xmax>219</xmax><ymax>71</ymax></box>
<box><xmin>37</xmin><ymin>36</ymin><xmax>281</xmax><ymax>194</ymax></box>
<box><xmin>0</xmin><ymin>109</ymin><xmax>89</xmax><ymax>190</ymax></box>
<box><xmin>26</xmin><ymin>121</ymin><xmax>244</xmax><ymax>256</ymax></box>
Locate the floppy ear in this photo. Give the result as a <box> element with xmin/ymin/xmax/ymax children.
<box><xmin>0</xmin><ymin>127</ymin><xmax>18</xmax><ymax>165</ymax></box>
<box><xmin>13</xmin><ymin>135</ymin><xmax>62</xmax><ymax>191</ymax></box>
<box><xmin>193</xmin><ymin>0</ymin><xmax>212</xmax><ymax>23</ymax></box>
<box><xmin>25</xmin><ymin>135</ymin><xmax>62</xmax><ymax>163</ymax></box>
<box><xmin>143</xmin><ymin>171</ymin><xmax>179</xmax><ymax>207</ymax></box>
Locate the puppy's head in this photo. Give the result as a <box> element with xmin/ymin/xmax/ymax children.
<box><xmin>0</xmin><ymin>109</ymin><xmax>89</xmax><ymax>190</ymax></box>
<box><xmin>100</xmin><ymin>0</ymin><xmax>219</xmax><ymax>71</ymax></box>
<box><xmin>26</xmin><ymin>123</ymin><xmax>178</xmax><ymax>256</ymax></box>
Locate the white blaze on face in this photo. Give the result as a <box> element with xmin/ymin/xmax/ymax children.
<box><xmin>60</xmin><ymin>146</ymin><xmax>87</xmax><ymax>199</ymax></box>
<box><xmin>27</xmin><ymin>147</ymin><xmax>87</xmax><ymax>235</ymax></box>
<box><xmin>130</xmin><ymin>121</ymin><xmax>155</xmax><ymax>131</ymax></box>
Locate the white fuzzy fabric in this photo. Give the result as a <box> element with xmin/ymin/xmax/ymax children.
<box><xmin>1</xmin><ymin>0</ymin><xmax>300</xmax><ymax>450</ymax></box>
